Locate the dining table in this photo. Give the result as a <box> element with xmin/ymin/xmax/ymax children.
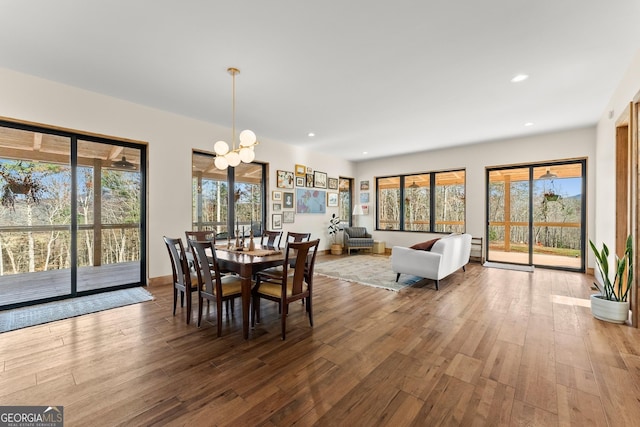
<box><xmin>211</xmin><ymin>244</ymin><xmax>287</xmax><ymax>339</ymax></box>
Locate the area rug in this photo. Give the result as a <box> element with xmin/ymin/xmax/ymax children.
<box><xmin>314</xmin><ymin>255</ymin><xmax>431</xmax><ymax>291</ymax></box>
<box><xmin>0</xmin><ymin>287</ymin><xmax>154</xmax><ymax>333</ymax></box>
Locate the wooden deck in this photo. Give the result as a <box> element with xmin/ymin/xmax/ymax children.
<box><xmin>0</xmin><ymin>262</ymin><xmax>141</xmax><ymax>307</ymax></box>
<box><xmin>488</xmin><ymin>250</ymin><xmax>582</xmax><ymax>269</ymax></box>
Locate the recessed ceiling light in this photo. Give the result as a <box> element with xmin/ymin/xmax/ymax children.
<box><xmin>307</xmin><ymin>132</ymin><xmax>315</xmax><ymax>137</ymax></box>
<box><xmin>511</xmin><ymin>74</ymin><xmax>529</xmax><ymax>83</ymax></box>
<box><xmin>362</xmin><ymin>151</ymin><xmax>368</xmax><ymax>155</ymax></box>
<box><xmin>524</xmin><ymin>122</ymin><xmax>534</xmax><ymax>127</ymax></box>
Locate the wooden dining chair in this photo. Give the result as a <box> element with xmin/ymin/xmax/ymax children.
<box><xmin>283</xmin><ymin>232</ymin><xmax>311</xmax><ymax>270</ymax></box>
<box><xmin>190</xmin><ymin>240</ymin><xmax>243</xmax><ymax>335</ymax></box>
<box><xmin>185</xmin><ymin>230</ymin><xmax>216</xmax><ymax>243</ymax></box>
<box><xmin>252</xmin><ymin>238</ymin><xmax>320</xmax><ymax>340</ymax></box>
<box><xmin>260</xmin><ymin>230</ymin><xmax>283</xmax><ymax>249</ymax></box>
<box><xmin>163</xmin><ymin>236</ymin><xmax>199</xmax><ymax>324</ymax></box>
<box><xmin>285</xmin><ymin>231</ymin><xmax>311</xmax><ymax>243</ymax></box>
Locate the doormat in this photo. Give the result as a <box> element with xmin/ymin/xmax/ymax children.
<box><xmin>0</xmin><ymin>287</ymin><xmax>154</xmax><ymax>333</ymax></box>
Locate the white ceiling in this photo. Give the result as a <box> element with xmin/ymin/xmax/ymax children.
<box><xmin>0</xmin><ymin>1</ymin><xmax>638</xmax><ymax>161</ymax></box>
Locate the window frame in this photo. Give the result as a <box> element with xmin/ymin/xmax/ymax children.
<box><xmin>375</xmin><ymin>168</ymin><xmax>466</xmax><ymax>233</ymax></box>
<box><xmin>192</xmin><ymin>150</ymin><xmax>267</xmax><ymax>238</ymax></box>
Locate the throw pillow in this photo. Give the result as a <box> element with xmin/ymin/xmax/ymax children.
<box><xmin>410</xmin><ymin>238</ymin><xmax>440</xmax><ymax>251</ymax></box>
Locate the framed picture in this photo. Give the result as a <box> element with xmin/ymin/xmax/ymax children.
<box><xmin>272</xmin><ymin>213</ymin><xmax>283</xmax><ymax>229</ymax></box>
<box><xmin>327</xmin><ymin>192</ymin><xmax>338</xmax><ymax>207</ymax></box>
<box><xmin>328</xmin><ymin>177</ymin><xmax>339</xmax><ymax>190</ymax></box>
<box><xmin>306</xmin><ymin>166</ymin><xmax>313</xmax><ymax>174</ymax></box>
<box><xmin>295</xmin><ymin>164</ymin><xmax>306</xmax><ymax>176</ymax></box>
<box><xmin>362</xmin><ymin>204</ymin><xmax>369</xmax><ymax>215</ymax></box>
<box><xmin>314</xmin><ymin>171</ymin><xmax>327</xmax><ymax>188</ymax></box>
<box><xmin>360</xmin><ymin>180</ymin><xmax>369</xmax><ymax>191</ymax></box>
<box><xmin>295</xmin><ymin>176</ymin><xmax>305</xmax><ymax>187</ymax></box>
<box><xmin>296</xmin><ymin>188</ymin><xmax>326</xmax><ymax>213</ymax></box>
<box><xmin>273</xmin><ymin>203</ymin><xmax>282</xmax><ymax>212</ymax></box>
<box><xmin>283</xmin><ymin>211</ymin><xmax>295</xmax><ymax>223</ymax></box>
<box><xmin>360</xmin><ymin>192</ymin><xmax>369</xmax><ymax>203</ymax></box>
<box><xmin>306</xmin><ymin>173</ymin><xmax>314</xmax><ymax>187</ymax></box>
<box><xmin>272</xmin><ymin>191</ymin><xmax>282</xmax><ymax>201</ymax></box>
<box><xmin>277</xmin><ymin>170</ymin><xmax>294</xmax><ymax>188</ymax></box>
<box><xmin>283</xmin><ymin>192</ymin><xmax>294</xmax><ymax>208</ymax></box>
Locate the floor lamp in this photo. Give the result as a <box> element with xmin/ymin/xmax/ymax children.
<box><xmin>352</xmin><ymin>204</ymin><xmax>364</xmax><ymax>227</ymax></box>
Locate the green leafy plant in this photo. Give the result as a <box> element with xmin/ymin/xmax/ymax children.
<box><xmin>328</xmin><ymin>213</ymin><xmax>341</xmax><ymax>244</ymax></box>
<box><xmin>589</xmin><ymin>235</ymin><xmax>633</xmax><ymax>302</ymax></box>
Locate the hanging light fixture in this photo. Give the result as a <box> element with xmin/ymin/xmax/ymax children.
<box><xmin>409</xmin><ymin>180</ymin><xmax>419</xmax><ymax>188</ymax></box>
<box><xmin>111</xmin><ymin>155</ymin><xmax>137</xmax><ymax>170</ymax></box>
<box><xmin>538</xmin><ymin>169</ymin><xmax>557</xmax><ymax>179</ymax></box>
<box><xmin>213</xmin><ymin>67</ymin><xmax>258</xmax><ymax>170</ymax></box>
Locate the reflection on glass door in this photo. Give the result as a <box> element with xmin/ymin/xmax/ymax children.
<box><xmin>487</xmin><ymin>161</ymin><xmax>585</xmax><ymax>271</ymax></box>
<box><xmin>76</xmin><ymin>141</ymin><xmax>143</xmax><ymax>291</ymax></box>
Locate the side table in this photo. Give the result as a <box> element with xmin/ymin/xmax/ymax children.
<box><xmin>372</xmin><ymin>240</ymin><xmax>386</xmax><ymax>254</ymax></box>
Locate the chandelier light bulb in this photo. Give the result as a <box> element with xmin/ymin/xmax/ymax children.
<box><xmin>239</xmin><ymin>147</ymin><xmax>255</xmax><ymax>163</ymax></box>
<box><xmin>239</xmin><ymin>129</ymin><xmax>257</xmax><ymax>147</ymax></box>
<box><xmin>226</xmin><ymin>151</ymin><xmax>241</xmax><ymax>167</ymax></box>
<box><xmin>214</xmin><ymin>140</ymin><xmax>229</xmax><ymax>155</ymax></box>
<box><xmin>214</xmin><ymin>155</ymin><xmax>229</xmax><ymax>170</ymax></box>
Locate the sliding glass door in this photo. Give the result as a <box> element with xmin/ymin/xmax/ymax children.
<box><xmin>486</xmin><ymin>160</ymin><xmax>586</xmax><ymax>271</ymax></box>
<box><xmin>75</xmin><ymin>140</ymin><xmax>144</xmax><ymax>292</ymax></box>
<box><xmin>0</xmin><ymin>121</ymin><xmax>146</xmax><ymax>309</ymax></box>
<box><xmin>0</xmin><ymin>127</ymin><xmax>72</xmax><ymax>305</ymax></box>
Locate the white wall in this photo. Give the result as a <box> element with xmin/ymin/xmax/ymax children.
<box><xmin>355</xmin><ymin>127</ymin><xmax>597</xmax><ymax>252</ymax></box>
<box><xmin>595</xmin><ymin>49</ymin><xmax>640</xmax><ymax>252</ymax></box>
<box><xmin>2</xmin><ymin>45</ymin><xmax>639</xmax><ymax>280</ymax></box>
<box><xmin>0</xmin><ymin>67</ymin><xmax>355</xmax><ymax>281</ymax></box>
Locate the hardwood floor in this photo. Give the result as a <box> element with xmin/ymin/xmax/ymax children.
<box><xmin>2</xmin><ymin>258</ymin><xmax>640</xmax><ymax>426</ymax></box>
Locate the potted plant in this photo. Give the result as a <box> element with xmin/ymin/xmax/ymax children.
<box><xmin>544</xmin><ymin>191</ymin><xmax>559</xmax><ymax>201</ymax></box>
<box><xmin>328</xmin><ymin>213</ymin><xmax>342</xmax><ymax>255</ymax></box>
<box><xmin>589</xmin><ymin>235</ymin><xmax>633</xmax><ymax>324</ymax></box>
<box><xmin>0</xmin><ymin>163</ymin><xmax>44</xmax><ymax>209</ymax></box>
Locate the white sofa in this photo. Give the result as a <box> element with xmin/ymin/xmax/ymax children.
<box><xmin>391</xmin><ymin>233</ymin><xmax>472</xmax><ymax>290</ymax></box>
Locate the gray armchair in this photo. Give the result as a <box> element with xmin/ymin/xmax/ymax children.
<box><xmin>343</xmin><ymin>226</ymin><xmax>374</xmax><ymax>255</ymax></box>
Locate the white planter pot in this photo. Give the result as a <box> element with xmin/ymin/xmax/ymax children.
<box><xmin>590</xmin><ymin>294</ymin><xmax>630</xmax><ymax>324</ymax></box>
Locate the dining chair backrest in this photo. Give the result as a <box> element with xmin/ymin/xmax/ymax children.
<box><xmin>284</xmin><ymin>232</ymin><xmax>312</xmax><ymax>268</ymax></box>
<box><xmin>286</xmin><ymin>232</ymin><xmax>311</xmax><ymax>243</ymax></box>
<box><xmin>189</xmin><ymin>240</ymin><xmax>222</xmax><ymax>296</ymax></box>
<box><xmin>163</xmin><ymin>236</ymin><xmax>190</xmax><ymax>288</ymax></box>
<box><xmin>261</xmin><ymin>230</ymin><xmax>283</xmax><ymax>249</ymax></box>
<box><xmin>185</xmin><ymin>230</ymin><xmax>216</xmax><ymax>244</ymax></box>
<box><xmin>283</xmin><ymin>238</ymin><xmax>320</xmax><ymax>297</ymax></box>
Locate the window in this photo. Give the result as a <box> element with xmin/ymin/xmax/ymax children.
<box><xmin>376</xmin><ymin>169</ymin><xmax>465</xmax><ymax>232</ymax></box>
<box><xmin>338</xmin><ymin>177</ymin><xmax>353</xmax><ymax>227</ymax></box>
<box><xmin>434</xmin><ymin>170</ymin><xmax>465</xmax><ymax>233</ymax></box>
<box><xmin>192</xmin><ymin>151</ymin><xmax>265</xmax><ymax>238</ymax></box>
<box><xmin>404</xmin><ymin>174</ymin><xmax>430</xmax><ymax>231</ymax></box>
